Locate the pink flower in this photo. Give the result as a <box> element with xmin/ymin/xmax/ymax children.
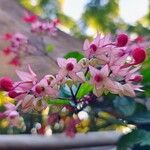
<box><xmin>83</xmin><ymin>34</ymin><xmax>111</xmax><ymax>60</ymax></box>
<box><xmin>125</xmin><ymin>66</ymin><xmax>142</xmax><ymax>82</ymax></box>
<box><xmin>33</xmin><ymin>75</ymin><xmax>59</xmax><ymax>98</ymax></box>
<box><xmin>2</xmin><ymin>32</ymin><xmax>28</xmax><ymax>66</ymax></box>
<box><xmin>108</xmin><ymin>48</ymin><xmax>131</xmax><ymax>77</ymax></box>
<box><xmin>4</xmin><ymin>103</ymin><xmax>19</xmax><ymax>119</ymax></box>
<box><xmin>16</xmin><ymin>65</ymin><xmax>37</xmax><ymax>83</ymax></box>
<box><xmin>3</xmin><ymin>103</ymin><xmax>22</xmax><ymax>127</ymax></box>
<box><xmin>30</xmin><ymin>19</ymin><xmax>58</xmax><ymax>36</ymax></box>
<box><xmin>89</xmin><ymin>65</ymin><xmax>118</xmax><ymax>97</ymax></box>
<box><xmin>115</xmin><ymin>82</ymin><xmax>136</xmax><ymax>97</ymax></box>
<box><xmin>57</xmin><ymin>58</ymin><xmax>85</xmax><ymax>82</ymax></box>
<box><xmin>11</xmin><ymin>65</ymin><xmax>37</xmax><ymax>100</ymax></box>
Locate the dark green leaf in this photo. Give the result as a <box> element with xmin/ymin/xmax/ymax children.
<box><xmin>117</xmin><ymin>129</ymin><xmax>150</xmax><ymax>150</ymax></box>
<box><xmin>127</xmin><ymin>111</ymin><xmax>150</xmax><ymax>124</ymax></box>
<box><xmin>113</xmin><ymin>97</ymin><xmax>136</xmax><ymax>116</ymax></box>
<box><xmin>64</xmin><ymin>51</ymin><xmax>84</xmax><ymax>61</ymax></box>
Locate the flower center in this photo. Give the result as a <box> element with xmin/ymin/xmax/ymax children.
<box><xmin>90</xmin><ymin>44</ymin><xmax>97</xmax><ymax>52</ymax></box>
<box><xmin>66</xmin><ymin>63</ymin><xmax>74</xmax><ymax>71</ymax></box>
<box><xmin>35</xmin><ymin>85</ymin><xmax>45</xmax><ymax>94</ymax></box>
<box><xmin>94</xmin><ymin>74</ymin><xmax>103</xmax><ymax>82</ymax></box>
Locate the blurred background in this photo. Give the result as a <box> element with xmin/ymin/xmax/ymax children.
<box><xmin>19</xmin><ymin>0</ymin><xmax>150</xmax><ymax>38</ymax></box>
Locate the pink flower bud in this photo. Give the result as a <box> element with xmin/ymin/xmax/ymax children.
<box><xmin>132</xmin><ymin>48</ymin><xmax>146</xmax><ymax>64</ymax></box>
<box><xmin>116</xmin><ymin>34</ymin><xmax>128</xmax><ymax>47</ymax></box>
<box><xmin>35</xmin><ymin>85</ymin><xmax>44</xmax><ymax>94</ymax></box>
<box><xmin>0</xmin><ymin>77</ymin><xmax>13</xmax><ymax>91</ymax></box>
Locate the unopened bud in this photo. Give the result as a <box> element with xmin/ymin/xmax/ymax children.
<box><xmin>131</xmin><ymin>75</ymin><xmax>143</xmax><ymax>82</ymax></box>
<box><xmin>0</xmin><ymin>77</ymin><xmax>13</xmax><ymax>91</ymax></box>
<box><xmin>116</xmin><ymin>34</ymin><xmax>128</xmax><ymax>47</ymax></box>
<box><xmin>8</xmin><ymin>91</ymin><xmax>20</xmax><ymax>98</ymax></box>
<box><xmin>132</xmin><ymin>47</ymin><xmax>146</xmax><ymax>64</ymax></box>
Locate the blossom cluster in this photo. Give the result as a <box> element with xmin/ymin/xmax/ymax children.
<box><xmin>0</xmin><ymin>32</ymin><xmax>147</xmax><ymax>133</ymax></box>
<box><xmin>23</xmin><ymin>12</ymin><xmax>59</xmax><ymax>36</ymax></box>
<box><xmin>1</xmin><ymin>33</ymin><xmax>28</xmax><ymax>66</ymax></box>
<box><xmin>1</xmin><ymin>12</ymin><xmax>59</xmax><ymax>66</ymax></box>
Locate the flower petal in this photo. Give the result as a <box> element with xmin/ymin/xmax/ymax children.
<box><xmin>57</xmin><ymin>58</ymin><xmax>66</xmax><ymax>68</ymax></box>
<box><xmin>89</xmin><ymin>66</ymin><xmax>100</xmax><ymax>77</ymax></box>
<box><xmin>83</xmin><ymin>39</ymin><xmax>90</xmax><ymax>50</ymax></box>
<box><xmin>100</xmin><ymin>65</ymin><xmax>109</xmax><ymax>77</ymax></box>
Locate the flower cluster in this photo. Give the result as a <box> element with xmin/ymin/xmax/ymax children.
<box><xmin>23</xmin><ymin>12</ymin><xmax>59</xmax><ymax>36</ymax></box>
<box><xmin>1</xmin><ymin>12</ymin><xmax>59</xmax><ymax>66</ymax></box>
<box><xmin>0</xmin><ymin>33</ymin><xmax>147</xmax><ymax>136</ymax></box>
<box><xmin>1</xmin><ymin>33</ymin><xmax>28</xmax><ymax>66</ymax></box>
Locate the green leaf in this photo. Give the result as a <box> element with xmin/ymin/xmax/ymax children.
<box><xmin>117</xmin><ymin>129</ymin><xmax>150</xmax><ymax>150</ymax></box>
<box><xmin>47</xmin><ymin>99</ymin><xmax>70</xmax><ymax>105</ymax></box>
<box><xmin>76</xmin><ymin>82</ymin><xmax>93</xmax><ymax>99</ymax></box>
<box><xmin>64</xmin><ymin>51</ymin><xmax>84</xmax><ymax>61</ymax></box>
<box><xmin>127</xmin><ymin>111</ymin><xmax>150</xmax><ymax>124</ymax></box>
<box><xmin>113</xmin><ymin>97</ymin><xmax>136</xmax><ymax>116</ymax></box>
<box><xmin>46</xmin><ymin>44</ymin><xmax>54</xmax><ymax>52</ymax></box>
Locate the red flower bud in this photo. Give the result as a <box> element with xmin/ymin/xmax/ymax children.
<box><xmin>116</xmin><ymin>34</ymin><xmax>128</xmax><ymax>47</ymax></box>
<box><xmin>3</xmin><ymin>33</ymin><xmax>12</xmax><ymax>40</ymax></box>
<box><xmin>9</xmin><ymin>57</ymin><xmax>21</xmax><ymax>66</ymax></box>
<box><xmin>130</xmin><ymin>75</ymin><xmax>143</xmax><ymax>82</ymax></box>
<box><xmin>35</xmin><ymin>85</ymin><xmax>44</xmax><ymax>94</ymax></box>
<box><xmin>23</xmin><ymin>15</ymin><xmax>37</xmax><ymax>23</ymax></box>
<box><xmin>132</xmin><ymin>48</ymin><xmax>146</xmax><ymax>64</ymax></box>
<box><xmin>3</xmin><ymin>47</ymin><xmax>11</xmax><ymax>56</ymax></box>
<box><xmin>8</xmin><ymin>91</ymin><xmax>21</xmax><ymax>98</ymax></box>
<box><xmin>0</xmin><ymin>77</ymin><xmax>13</xmax><ymax>91</ymax></box>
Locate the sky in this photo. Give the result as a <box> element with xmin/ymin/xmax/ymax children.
<box><xmin>62</xmin><ymin>0</ymin><xmax>149</xmax><ymax>24</ymax></box>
